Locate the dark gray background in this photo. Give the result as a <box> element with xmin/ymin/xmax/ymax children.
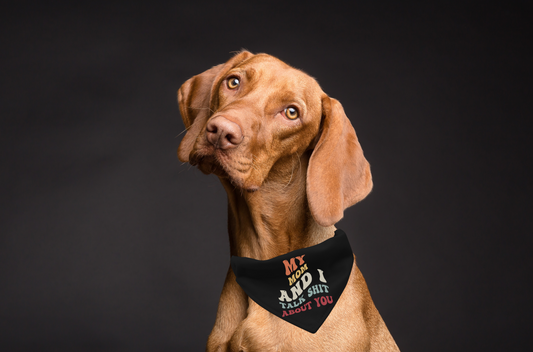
<box><xmin>1</xmin><ymin>1</ymin><xmax>531</xmax><ymax>351</ymax></box>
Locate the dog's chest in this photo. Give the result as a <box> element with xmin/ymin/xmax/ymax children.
<box><xmin>228</xmin><ymin>285</ymin><xmax>367</xmax><ymax>352</ymax></box>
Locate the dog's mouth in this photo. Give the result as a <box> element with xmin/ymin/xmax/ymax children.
<box><xmin>190</xmin><ymin>148</ymin><xmax>260</xmax><ymax>192</ymax></box>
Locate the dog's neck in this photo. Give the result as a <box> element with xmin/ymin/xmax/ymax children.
<box><xmin>220</xmin><ymin>152</ymin><xmax>335</xmax><ymax>260</ymax></box>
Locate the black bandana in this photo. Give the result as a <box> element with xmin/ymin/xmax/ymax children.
<box><xmin>231</xmin><ymin>229</ymin><xmax>353</xmax><ymax>333</ymax></box>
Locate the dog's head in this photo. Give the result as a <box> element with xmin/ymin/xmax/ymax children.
<box><xmin>177</xmin><ymin>51</ymin><xmax>372</xmax><ymax>227</ymax></box>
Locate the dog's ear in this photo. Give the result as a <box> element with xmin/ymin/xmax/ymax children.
<box><xmin>177</xmin><ymin>51</ymin><xmax>254</xmax><ymax>162</ymax></box>
<box><xmin>307</xmin><ymin>97</ymin><xmax>373</xmax><ymax>227</ymax></box>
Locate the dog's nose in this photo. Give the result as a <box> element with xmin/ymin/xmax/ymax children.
<box><xmin>206</xmin><ymin>116</ymin><xmax>243</xmax><ymax>149</ymax></box>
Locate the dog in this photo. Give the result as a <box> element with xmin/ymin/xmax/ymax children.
<box><xmin>177</xmin><ymin>51</ymin><xmax>400</xmax><ymax>351</ymax></box>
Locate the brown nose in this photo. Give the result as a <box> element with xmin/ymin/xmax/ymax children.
<box><xmin>206</xmin><ymin>116</ymin><xmax>243</xmax><ymax>149</ymax></box>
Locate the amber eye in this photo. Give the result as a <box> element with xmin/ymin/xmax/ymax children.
<box><xmin>285</xmin><ymin>106</ymin><xmax>299</xmax><ymax>120</ymax></box>
<box><xmin>227</xmin><ymin>77</ymin><xmax>240</xmax><ymax>89</ymax></box>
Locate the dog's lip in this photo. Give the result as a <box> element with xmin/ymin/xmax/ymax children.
<box><xmin>191</xmin><ymin>148</ymin><xmax>259</xmax><ymax>191</ymax></box>
<box><xmin>245</xmin><ymin>185</ymin><xmax>259</xmax><ymax>192</ymax></box>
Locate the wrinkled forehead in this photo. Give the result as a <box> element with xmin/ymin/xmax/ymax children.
<box><xmin>233</xmin><ymin>54</ymin><xmax>324</xmax><ymax>102</ymax></box>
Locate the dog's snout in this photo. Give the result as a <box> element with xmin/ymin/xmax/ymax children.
<box><xmin>206</xmin><ymin>116</ymin><xmax>243</xmax><ymax>149</ymax></box>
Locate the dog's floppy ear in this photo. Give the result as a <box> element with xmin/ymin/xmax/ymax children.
<box><xmin>307</xmin><ymin>97</ymin><xmax>373</xmax><ymax>227</ymax></box>
<box><xmin>177</xmin><ymin>51</ymin><xmax>254</xmax><ymax>162</ymax></box>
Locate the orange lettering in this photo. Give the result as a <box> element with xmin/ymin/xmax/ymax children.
<box><xmin>295</xmin><ymin>255</ymin><xmax>305</xmax><ymax>265</ymax></box>
<box><xmin>283</xmin><ymin>258</ymin><xmax>297</xmax><ymax>275</ymax></box>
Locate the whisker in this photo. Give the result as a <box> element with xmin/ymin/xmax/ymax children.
<box><xmin>187</xmin><ymin>106</ymin><xmax>215</xmax><ymax>114</ymax></box>
<box><xmin>250</xmin><ymin>154</ymin><xmax>259</xmax><ymax>171</ymax></box>
<box><xmin>175</xmin><ymin>124</ymin><xmax>192</xmax><ymax>138</ymax></box>
<box><xmin>175</xmin><ymin>105</ymin><xmax>217</xmax><ymax>137</ymax></box>
<box><xmin>282</xmin><ymin>154</ymin><xmax>296</xmax><ymax>190</ymax></box>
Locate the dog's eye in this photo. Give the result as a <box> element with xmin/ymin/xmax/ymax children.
<box><xmin>227</xmin><ymin>77</ymin><xmax>240</xmax><ymax>89</ymax></box>
<box><xmin>285</xmin><ymin>106</ymin><xmax>299</xmax><ymax>120</ymax></box>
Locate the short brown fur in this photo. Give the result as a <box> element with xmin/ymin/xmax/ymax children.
<box><xmin>177</xmin><ymin>51</ymin><xmax>400</xmax><ymax>352</ymax></box>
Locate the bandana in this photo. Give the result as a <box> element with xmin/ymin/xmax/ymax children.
<box><xmin>231</xmin><ymin>229</ymin><xmax>353</xmax><ymax>333</ymax></box>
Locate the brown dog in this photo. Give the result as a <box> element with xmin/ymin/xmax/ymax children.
<box><xmin>177</xmin><ymin>51</ymin><xmax>400</xmax><ymax>352</ymax></box>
